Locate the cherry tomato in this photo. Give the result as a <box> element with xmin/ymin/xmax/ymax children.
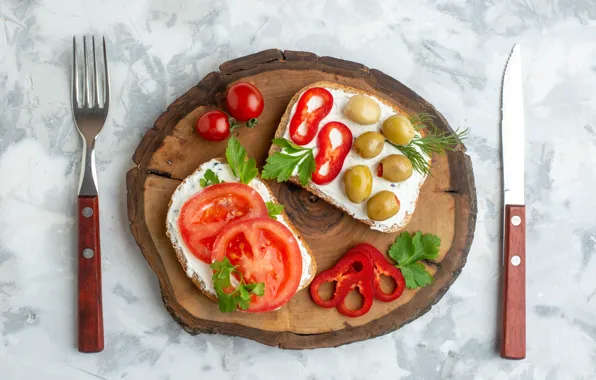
<box><xmin>196</xmin><ymin>110</ymin><xmax>231</xmax><ymax>141</ymax></box>
<box><xmin>178</xmin><ymin>183</ymin><xmax>268</xmax><ymax>263</ymax></box>
<box><xmin>289</xmin><ymin>87</ymin><xmax>333</xmax><ymax>145</ymax></box>
<box><xmin>312</xmin><ymin>121</ymin><xmax>353</xmax><ymax>185</ymax></box>
<box><xmin>212</xmin><ymin>217</ymin><xmax>303</xmax><ymax>313</ymax></box>
<box><xmin>226</xmin><ymin>82</ymin><xmax>264</xmax><ymax>121</ymax></box>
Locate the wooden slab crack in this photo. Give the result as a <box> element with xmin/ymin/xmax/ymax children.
<box><xmin>126</xmin><ymin>49</ymin><xmax>477</xmax><ymax>349</ymax></box>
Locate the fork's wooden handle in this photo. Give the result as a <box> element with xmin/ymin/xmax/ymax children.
<box><xmin>501</xmin><ymin>204</ymin><xmax>526</xmax><ymax>359</ymax></box>
<box><xmin>77</xmin><ymin>195</ymin><xmax>104</xmax><ymax>353</ymax></box>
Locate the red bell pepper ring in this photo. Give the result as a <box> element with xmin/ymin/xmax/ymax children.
<box><xmin>311</xmin><ymin>121</ymin><xmax>353</xmax><ymax>185</ymax></box>
<box><xmin>309</xmin><ymin>250</ymin><xmax>374</xmax><ymax>317</ymax></box>
<box><xmin>351</xmin><ymin>243</ymin><xmax>406</xmax><ymax>302</ymax></box>
<box><xmin>289</xmin><ymin>87</ymin><xmax>333</xmax><ymax>145</ymax></box>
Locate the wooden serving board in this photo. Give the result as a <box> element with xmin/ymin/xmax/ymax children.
<box><xmin>126</xmin><ymin>49</ymin><xmax>477</xmax><ymax>349</ymax></box>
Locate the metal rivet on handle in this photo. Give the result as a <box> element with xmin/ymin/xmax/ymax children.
<box><xmin>511</xmin><ymin>255</ymin><xmax>521</xmax><ymax>266</ymax></box>
<box><xmin>82</xmin><ymin>207</ymin><xmax>93</xmax><ymax>217</ymax></box>
<box><xmin>511</xmin><ymin>215</ymin><xmax>521</xmax><ymax>226</ymax></box>
<box><xmin>82</xmin><ymin>248</ymin><xmax>94</xmax><ymax>259</ymax></box>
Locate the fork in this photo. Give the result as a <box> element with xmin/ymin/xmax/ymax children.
<box><xmin>72</xmin><ymin>35</ymin><xmax>110</xmax><ymax>353</ymax></box>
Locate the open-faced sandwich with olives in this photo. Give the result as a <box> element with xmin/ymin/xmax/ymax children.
<box><xmin>262</xmin><ymin>81</ymin><xmax>465</xmax><ymax>233</ymax></box>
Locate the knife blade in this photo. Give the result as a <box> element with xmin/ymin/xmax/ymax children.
<box><xmin>500</xmin><ymin>44</ymin><xmax>526</xmax><ymax>360</ymax></box>
<box><xmin>502</xmin><ymin>44</ymin><xmax>525</xmax><ymax>206</ymax></box>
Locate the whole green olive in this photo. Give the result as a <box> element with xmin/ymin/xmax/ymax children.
<box><xmin>344</xmin><ymin>95</ymin><xmax>381</xmax><ymax>125</ymax></box>
<box><xmin>379</xmin><ymin>155</ymin><xmax>413</xmax><ymax>182</ymax></box>
<box><xmin>382</xmin><ymin>115</ymin><xmax>415</xmax><ymax>146</ymax></box>
<box><xmin>354</xmin><ymin>132</ymin><xmax>385</xmax><ymax>159</ymax></box>
<box><xmin>367</xmin><ymin>191</ymin><xmax>400</xmax><ymax>221</ymax></box>
<box><xmin>343</xmin><ymin>165</ymin><xmax>373</xmax><ymax>204</ymax></box>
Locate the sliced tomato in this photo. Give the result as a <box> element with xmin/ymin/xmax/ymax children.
<box><xmin>289</xmin><ymin>87</ymin><xmax>333</xmax><ymax>145</ymax></box>
<box><xmin>312</xmin><ymin>121</ymin><xmax>353</xmax><ymax>185</ymax></box>
<box><xmin>178</xmin><ymin>183</ymin><xmax>268</xmax><ymax>263</ymax></box>
<box><xmin>212</xmin><ymin>217</ymin><xmax>303</xmax><ymax>313</ymax></box>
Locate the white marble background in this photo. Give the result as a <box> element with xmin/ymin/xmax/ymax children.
<box><xmin>1</xmin><ymin>0</ymin><xmax>595</xmax><ymax>379</ymax></box>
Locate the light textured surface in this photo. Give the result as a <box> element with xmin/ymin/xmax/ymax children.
<box><xmin>1</xmin><ymin>0</ymin><xmax>595</xmax><ymax>379</ymax></box>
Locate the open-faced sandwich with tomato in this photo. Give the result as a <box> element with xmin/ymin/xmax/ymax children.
<box><xmin>263</xmin><ymin>81</ymin><xmax>466</xmax><ymax>233</ymax></box>
<box><xmin>166</xmin><ymin>137</ymin><xmax>316</xmax><ymax>313</ymax></box>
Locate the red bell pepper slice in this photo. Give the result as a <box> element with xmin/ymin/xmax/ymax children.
<box><xmin>351</xmin><ymin>243</ymin><xmax>406</xmax><ymax>302</ymax></box>
<box><xmin>289</xmin><ymin>87</ymin><xmax>333</xmax><ymax>145</ymax></box>
<box><xmin>309</xmin><ymin>250</ymin><xmax>374</xmax><ymax>317</ymax></box>
<box><xmin>311</xmin><ymin>121</ymin><xmax>353</xmax><ymax>185</ymax></box>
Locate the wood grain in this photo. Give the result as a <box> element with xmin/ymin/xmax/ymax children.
<box><xmin>126</xmin><ymin>49</ymin><xmax>477</xmax><ymax>349</ymax></box>
<box><xmin>77</xmin><ymin>195</ymin><xmax>104</xmax><ymax>353</ymax></box>
<box><xmin>501</xmin><ymin>204</ymin><xmax>526</xmax><ymax>359</ymax></box>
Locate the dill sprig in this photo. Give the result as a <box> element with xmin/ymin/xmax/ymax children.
<box><xmin>408</xmin><ymin>113</ymin><xmax>437</xmax><ymax>132</ymax></box>
<box><xmin>387</xmin><ymin>113</ymin><xmax>468</xmax><ymax>175</ymax></box>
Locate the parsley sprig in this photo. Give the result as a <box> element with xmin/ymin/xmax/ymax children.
<box><xmin>388</xmin><ymin>231</ymin><xmax>440</xmax><ymax>289</ymax></box>
<box><xmin>210</xmin><ymin>257</ymin><xmax>265</xmax><ymax>312</ymax></box>
<box><xmin>262</xmin><ymin>138</ymin><xmax>316</xmax><ymax>186</ymax></box>
<box><xmin>199</xmin><ymin>169</ymin><xmax>222</xmax><ymax>187</ymax></box>
<box><xmin>389</xmin><ymin>113</ymin><xmax>468</xmax><ymax>175</ymax></box>
<box><xmin>226</xmin><ymin>137</ymin><xmax>258</xmax><ymax>184</ymax></box>
<box><xmin>265</xmin><ymin>201</ymin><xmax>284</xmax><ymax>219</ymax></box>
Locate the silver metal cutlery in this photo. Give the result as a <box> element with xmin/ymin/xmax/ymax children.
<box><xmin>71</xmin><ymin>35</ymin><xmax>110</xmax><ymax>353</ymax></box>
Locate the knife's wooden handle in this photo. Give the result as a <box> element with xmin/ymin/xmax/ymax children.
<box><xmin>501</xmin><ymin>204</ymin><xmax>526</xmax><ymax>359</ymax></box>
<box><xmin>77</xmin><ymin>195</ymin><xmax>104</xmax><ymax>353</ymax></box>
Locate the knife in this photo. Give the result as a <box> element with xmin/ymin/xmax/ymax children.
<box><xmin>500</xmin><ymin>44</ymin><xmax>526</xmax><ymax>359</ymax></box>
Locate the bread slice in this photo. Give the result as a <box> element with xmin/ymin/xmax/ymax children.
<box><xmin>166</xmin><ymin>158</ymin><xmax>317</xmax><ymax>303</ymax></box>
<box><xmin>269</xmin><ymin>81</ymin><xmax>430</xmax><ymax>233</ymax></box>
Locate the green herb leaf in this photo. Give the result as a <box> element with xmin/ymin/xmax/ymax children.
<box><xmin>271</xmin><ymin>138</ymin><xmax>304</xmax><ymax>154</ymax></box>
<box><xmin>266</xmin><ymin>201</ymin><xmax>285</xmax><ymax>219</ymax></box>
<box><xmin>199</xmin><ymin>169</ymin><xmax>222</xmax><ymax>188</ymax></box>
<box><xmin>262</xmin><ymin>153</ymin><xmax>303</xmax><ymax>182</ymax></box>
<box><xmin>210</xmin><ymin>257</ymin><xmax>233</xmax><ymax>273</ymax></box>
<box><xmin>249</xmin><ymin>282</ymin><xmax>265</xmax><ymax>296</ymax></box>
<box><xmin>215</xmin><ymin>290</ymin><xmax>236</xmax><ymax>313</ymax></box>
<box><xmin>398</xmin><ymin>262</ymin><xmax>434</xmax><ymax>289</ymax></box>
<box><xmin>415</xmin><ymin>232</ymin><xmax>441</xmax><ymax>262</ymax></box>
<box><xmin>388</xmin><ymin>231</ymin><xmax>414</xmax><ymax>264</ymax></box>
<box><xmin>297</xmin><ymin>152</ymin><xmax>316</xmax><ymax>186</ymax></box>
<box><xmin>388</xmin><ymin>231</ymin><xmax>441</xmax><ymax>289</ymax></box>
<box><xmin>226</xmin><ymin>137</ymin><xmax>245</xmax><ymax>177</ymax></box>
<box><xmin>238</xmin><ymin>297</ymin><xmax>251</xmax><ymax>310</ymax></box>
<box><xmin>262</xmin><ymin>138</ymin><xmax>315</xmax><ymax>185</ymax></box>
<box><xmin>225</xmin><ymin>136</ymin><xmax>258</xmax><ymax>184</ymax></box>
<box><xmin>210</xmin><ymin>257</ymin><xmax>266</xmax><ymax>312</ymax></box>
<box><xmin>240</xmin><ymin>155</ymin><xmax>258</xmax><ymax>184</ymax></box>
<box><xmin>238</xmin><ymin>286</ymin><xmax>250</xmax><ymax>300</ymax></box>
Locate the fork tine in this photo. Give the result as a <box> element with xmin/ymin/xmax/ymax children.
<box><xmin>92</xmin><ymin>36</ymin><xmax>100</xmax><ymax>108</ymax></box>
<box><xmin>83</xmin><ymin>36</ymin><xmax>90</xmax><ymax>107</ymax></box>
<box><xmin>102</xmin><ymin>37</ymin><xmax>110</xmax><ymax>108</ymax></box>
<box><xmin>72</xmin><ymin>36</ymin><xmax>79</xmax><ymax>107</ymax></box>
